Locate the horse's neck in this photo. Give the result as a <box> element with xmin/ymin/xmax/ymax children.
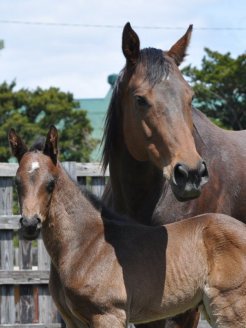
<box><xmin>42</xmin><ymin>168</ymin><xmax>101</xmax><ymax>268</ymax></box>
<box><xmin>109</xmin><ymin>143</ymin><xmax>165</xmax><ymax>224</ymax></box>
<box><xmin>192</xmin><ymin>108</ymin><xmax>220</xmax><ymax>154</ymax></box>
<box><xmin>109</xmin><ymin>108</ymin><xmax>220</xmax><ymax>223</ymax></box>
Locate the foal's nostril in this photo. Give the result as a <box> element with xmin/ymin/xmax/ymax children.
<box><xmin>20</xmin><ymin>216</ymin><xmax>41</xmax><ymax>228</ymax></box>
<box><xmin>173</xmin><ymin>163</ymin><xmax>189</xmax><ymax>186</ymax></box>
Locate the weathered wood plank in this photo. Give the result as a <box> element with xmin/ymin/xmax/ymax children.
<box><xmin>0</xmin><ymin>323</ymin><xmax>62</xmax><ymax>327</ymax></box>
<box><xmin>0</xmin><ymin>177</ymin><xmax>15</xmax><ymax>324</ymax></box>
<box><xmin>62</xmin><ymin>162</ymin><xmax>77</xmax><ymax>181</ymax></box>
<box><xmin>0</xmin><ymin>163</ymin><xmax>18</xmax><ymax>177</ymax></box>
<box><xmin>20</xmin><ymin>285</ymin><xmax>34</xmax><ymax>323</ymax></box>
<box><xmin>0</xmin><ymin>215</ymin><xmax>21</xmax><ymax>229</ymax></box>
<box><xmin>0</xmin><ymin>270</ymin><xmax>50</xmax><ymax>284</ymax></box>
<box><xmin>0</xmin><ymin>162</ymin><xmax>108</xmax><ymax>177</ymax></box>
<box><xmin>37</xmin><ymin>233</ymin><xmax>53</xmax><ymax>324</ymax></box>
<box><xmin>75</xmin><ymin>162</ymin><xmax>109</xmax><ymax>177</ymax></box>
<box><xmin>91</xmin><ymin>177</ymin><xmax>106</xmax><ymax>198</ymax></box>
<box><xmin>19</xmin><ymin>230</ymin><xmax>35</xmax><ymax>324</ymax></box>
<box><xmin>19</xmin><ymin>237</ymin><xmax>32</xmax><ymax>270</ymax></box>
<box><xmin>0</xmin><ymin>177</ymin><xmax>13</xmax><ymax>216</ymax></box>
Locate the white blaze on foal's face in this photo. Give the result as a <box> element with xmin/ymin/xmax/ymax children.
<box><xmin>28</xmin><ymin>161</ymin><xmax>40</xmax><ymax>174</ymax></box>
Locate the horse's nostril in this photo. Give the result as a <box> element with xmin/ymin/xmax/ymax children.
<box><xmin>173</xmin><ymin>163</ymin><xmax>189</xmax><ymax>186</ymax></box>
<box><xmin>199</xmin><ymin>161</ymin><xmax>209</xmax><ymax>178</ymax></box>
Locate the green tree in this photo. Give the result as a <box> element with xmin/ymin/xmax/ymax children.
<box><xmin>182</xmin><ymin>48</ymin><xmax>246</xmax><ymax>130</ymax></box>
<box><xmin>0</xmin><ymin>81</ymin><xmax>97</xmax><ymax>161</ymax></box>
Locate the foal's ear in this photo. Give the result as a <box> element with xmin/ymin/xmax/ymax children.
<box><xmin>122</xmin><ymin>22</ymin><xmax>140</xmax><ymax>65</ymax></box>
<box><xmin>8</xmin><ymin>128</ymin><xmax>28</xmax><ymax>163</ymax></box>
<box><xmin>43</xmin><ymin>125</ymin><xmax>58</xmax><ymax>165</ymax></box>
<box><xmin>167</xmin><ymin>24</ymin><xmax>193</xmax><ymax>66</ymax></box>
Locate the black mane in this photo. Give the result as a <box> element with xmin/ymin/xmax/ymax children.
<box><xmin>101</xmin><ymin>48</ymin><xmax>171</xmax><ymax>171</ymax></box>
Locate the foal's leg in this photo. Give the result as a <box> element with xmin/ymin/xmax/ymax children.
<box><xmin>90</xmin><ymin>314</ymin><xmax>127</xmax><ymax>328</ymax></box>
<box><xmin>165</xmin><ymin>309</ymin><xmax>200</xmax><ymax>328</ymax></box>
<box><xmin>49</xmin><ymin>263</ymin><xmax>87</xmax><ymax>328</ymax></box>
<box><xmin>136</xmin><ymin>309</ymin><xmax>200</xmax><ymax>328</ymax></box>
<box><xmin>206</xmin><ymin>287</ymin><xmax>246</xmax><ymax>328</ymax></box>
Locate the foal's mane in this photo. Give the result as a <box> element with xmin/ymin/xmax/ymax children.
<box><xmin>29</xmin><ymin>136</ymin><xmax>46</xmax><ymax>152</ymax></box>
<box><xmin>101</xmin><ymin>48</ymin><xmax>171</xmax><ymax>172</ymax></box>
<box><xmin>81</xmin><ymin>186</ymin><xmax>134</xmax><ymax>224</ymax></box>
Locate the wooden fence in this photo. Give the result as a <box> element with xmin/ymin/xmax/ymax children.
<box><xmin>0</xmin><ymin>162</ymin><xmax>108</xmax><ymax>328</ymax></box>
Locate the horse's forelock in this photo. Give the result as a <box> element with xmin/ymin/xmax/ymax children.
<box><xmin>138</xmin><ymin>48</ymin><xmax>171</xmax><ymax>86</ymax></box>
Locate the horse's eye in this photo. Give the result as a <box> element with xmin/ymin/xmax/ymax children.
<box><xmin>47</xmin><ymin>180</ymin><xmax>55</xmax><ymax>193</ymax></box>
<box><xmin>136</xmin><ymin>96</ymin><xmax>149</xmax><ymax>109</ymax></box>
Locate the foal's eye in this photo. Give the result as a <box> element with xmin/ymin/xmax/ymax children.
<box><xmin>15</xmin><ymin>176</ymin><xmax>21</xmax><ymax>189</ymax></box>
<box><xmin>47</xmin><ymin>180</ymin><xmax>55</xmax><ymax>193</ymax></box>
<box><xmin>135</xmin><ymin>96</ymin><xmax>150</xmax><ymax>109</ymax></box>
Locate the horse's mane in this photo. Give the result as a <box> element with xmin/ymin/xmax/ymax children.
<box><xmin>101</xmin><ymin>48</ymin><xmax>171</xmax><ymax>171</ymax></box>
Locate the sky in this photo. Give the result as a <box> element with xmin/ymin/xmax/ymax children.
<box><xmin>0</xmin><ymin>0</ymin><xmax>245</xmax><ymax>99</ymax></box>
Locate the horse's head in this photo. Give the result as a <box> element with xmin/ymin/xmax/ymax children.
<box><xmin>119</xmin><ymin>23</ymin><xmax>208</xmax><ymax>201</ymax></box>
<box><xmin>9</xmin><ymin>126</ymin><xmax>59</xmax><ymax>240</ymax></box>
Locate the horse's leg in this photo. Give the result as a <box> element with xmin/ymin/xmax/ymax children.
<box><xmin>136</xmin><ymin>309</ymin><xmax>200</xmax><ymax>328</ymax></box>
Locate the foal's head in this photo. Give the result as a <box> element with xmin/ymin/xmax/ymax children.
<box><xmin>9</xmin><ymin>126</ymin><xmax>59</xmax><ymax>240</ymax></box>
<box><xmin>104</xmin><ymin>23</ymin><xmax>209</xmax><ymax>201</ymax></box>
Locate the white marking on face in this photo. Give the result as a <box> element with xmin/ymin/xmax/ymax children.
<box><xmin>28</xmin><ymin>161</ymin><xmax>40</xmax><ymax>173</ymax></box>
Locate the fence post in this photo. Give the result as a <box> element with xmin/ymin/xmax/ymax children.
<box><xmin>91</xmin><ymin>177</ymin><xmax>106</xmax><ymax>198</ymax></box>
<box><xmin>62</xmin><ymin>162</ymin><xmax>77</xmax><ymax>181</ymax></box>
<box><xmin>0</xmin><ymin>177</ymin><xmax>15</xmax><ymax>324</ymax></box>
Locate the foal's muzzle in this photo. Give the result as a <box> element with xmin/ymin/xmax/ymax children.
<box><xmin>19</xmin><ymin>215</ymin><xmax>41</xmax><ymax>240</ymax></box>
<box><xmin>171</xmin><ymin>160</ymin><xmax>209</xmax><ymax>201</ymax></box>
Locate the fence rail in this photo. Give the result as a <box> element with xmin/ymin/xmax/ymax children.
<box><xmin>0</xmin><ymin>162</ymin><xmax>108</xmax><ymax>327</ymax></box>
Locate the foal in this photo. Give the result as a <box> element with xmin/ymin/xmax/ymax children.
<box><xmin>9</xmin><ymin>126</ymin><xmax>246</xmax><ymax>328</ymax></box>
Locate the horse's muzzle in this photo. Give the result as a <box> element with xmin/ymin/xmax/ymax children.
<box><xmin>171</xmin><ymin>160</ymin><xmax>209</xmax><ymax>201</ymax></box>
<box><xmin>19</xmin><ymin>215</ymin><xmax>41</xmax><ymax>240</ymax></box>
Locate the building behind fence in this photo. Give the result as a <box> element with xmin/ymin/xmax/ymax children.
<box><xmin>0</xmin><ymin>162</ymin><xmax>108</xmax><ymax>328</ymax></box>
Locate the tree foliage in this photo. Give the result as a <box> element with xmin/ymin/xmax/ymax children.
<box><xmin>0</xmin><ymin>81</ymin><xmax>97</xmax><ymax>162</ymax></box>
<box><xmin>182</xmin><ymin>48</ymin><xmax>246</xmax><ymax>130</ymax></box>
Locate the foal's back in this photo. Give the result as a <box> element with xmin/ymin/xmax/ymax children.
<box><xmin>101</xmin><ymin>212</ymin><xmax>246</xmax><ymax>326</ymax></box>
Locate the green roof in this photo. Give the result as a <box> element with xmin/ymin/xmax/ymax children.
<box><xmin>76</xmin><ymin>74</ymin><xmax>117</xmax><ymax>161</ymax></box>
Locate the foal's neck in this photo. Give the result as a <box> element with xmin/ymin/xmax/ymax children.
<box><xmin>42</xmin><ymin>165</ymin><xmax>101</xmax><ymax>268</ymax></box>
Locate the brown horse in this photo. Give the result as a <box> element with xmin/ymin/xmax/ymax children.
<box><xmin>9</xmin><ymin>126</ymin><xmax>246</xmax><ymax>328</ymax></box>
<box><xmin>102</xmin><ymin>23</ymin><xmax>246</xmax><ymax>328</ymax></box>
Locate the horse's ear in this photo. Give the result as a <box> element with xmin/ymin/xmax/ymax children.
<box><xmin>167</xmin><ymin>24</ymin><xmax>193</xmax><ymax>66</ymax></box>
<box><xmin>8</xmin><ymin>128</ymin><xmax>28</xmax><ymax>163</ymax></box>
<box><xmin>43</xmin><ymin>125</ymin><xmax>58</xmax><ymax>165</ymax></box>
<box><xmin>122</xmin><ymin>22</ymin><xmax>140</xmax><ymax>65</ymax></box>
